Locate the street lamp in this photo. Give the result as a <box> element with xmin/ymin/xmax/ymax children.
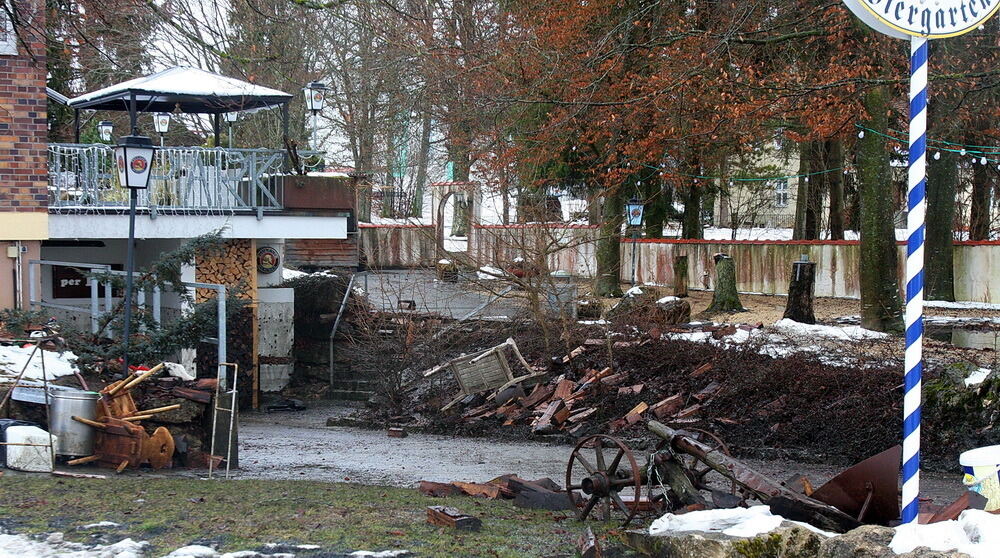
<box><xmin>625</xmin><ymin>197</ymin><xmax>645</xmax><ymax>286</ymax></box>
<box><xmin>223</xmin><ymin>111</ymin><xmax>238</xmax><ymax>149</ymax></box>
<box><xmin>303</xmin><ymin>81</ymin><xmax>327</xmax><ymax>150</ymax></box>
<box><xmin>152</xmin><ymin>113</ymin><xmax>171</xmax><ymax>146</ymax></box>
<box><xmin>98</xmin><ymin>120</ymin><xmax>114</xmax><ymax>142</ymax></box>
<box><xmin>114</xmin><ymin>134</ymin><xmax>157</xmax><ymax>375</ymax></box>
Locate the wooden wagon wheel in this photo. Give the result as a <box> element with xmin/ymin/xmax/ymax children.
<box><xmin>566</xmin><ymin>435</ymin><xmax>644</xmax><ymax>527</ymax></box>
<box><xmin>657</xmin><ymin>427</ymin><xmax>737</xmax><ymax>494</ymax></box>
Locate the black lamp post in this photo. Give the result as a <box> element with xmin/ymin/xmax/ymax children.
<box><xmin>625</xmin><ymin>197</ymin><xmax>645</xmax><ymax>287</ymax></box>
<box><xmin>114</xmin><ymin>134</ymin><xmax>156</xmax><ymax>374</ymax></box>
<box><xmin>223</xmin><ymin>111</ymin><xmax>238</xmax><ymax>149</ymax></box>
<box><xmin>303</xmin><ymin>81</ymin><xmax>327</xmax><ymax>150</ymax></box>
<box><xmin>98</xmin><ymin>120</ymin><xmax>114</xmax><ymax>143</ymax></box>
<box><xmin>153</xmin><ymin>113</ymin><xmax>171</xmax><ymax>146</ymax></box>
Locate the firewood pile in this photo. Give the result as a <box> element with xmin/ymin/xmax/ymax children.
<box><xmin>441</xmin><ymin>334</ymin><xmax>731</xmax><ymax>437</ymax></box>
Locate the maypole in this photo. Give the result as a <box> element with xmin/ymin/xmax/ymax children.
<box><xmin>841</xmin><ymin>0</ymin><xmax>1000</xmax><ymax>524</ymax></box>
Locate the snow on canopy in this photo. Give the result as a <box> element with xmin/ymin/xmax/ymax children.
<box><xmin>67</xmin><ymin>66</ymin><xmax>293</xmax><ymax>114</ymax></box>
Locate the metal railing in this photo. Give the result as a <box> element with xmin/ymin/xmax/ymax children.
<box><xmin>28</xmin><ymin>259</ymin><xmax>226</xmax><ymax>367</ymax></box>
<box><xmin>48</xmin><ymin>143</ymin><xmax>320</xmax><ymax>212</ymax></box>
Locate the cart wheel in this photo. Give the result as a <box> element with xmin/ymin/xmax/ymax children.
<box><xmin>566</xmin><ymin>435</ymin><xmax>644</xmax><ymax>527</ymax></box>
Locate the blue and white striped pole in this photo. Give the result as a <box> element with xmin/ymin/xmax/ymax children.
<box><xmin>902</xmin><ymin>35</ymin><xmax>928</xmax><ymax>525</ymax></box>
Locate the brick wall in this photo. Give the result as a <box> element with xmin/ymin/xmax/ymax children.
<box><xmin>0</xmin><ymin>4</ymin><xmax>47</xmax><ymax>217</ymax></box>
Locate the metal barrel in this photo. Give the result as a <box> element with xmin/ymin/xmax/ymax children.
<box><xmin>48</xmin><ymin>389</ymin><xmax>100</xmax><ymax>456</ymax></box>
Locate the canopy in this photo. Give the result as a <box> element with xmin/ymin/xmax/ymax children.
<box><xmin>67</xmin><ymin>66</ymin><xmax>293</xmax><ymax>114</ymax></box>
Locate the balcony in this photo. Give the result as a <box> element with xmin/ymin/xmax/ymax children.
<box><xmin>47</xmin><ymin>143</ymin><xmax>330</xmax><ymax>214</ymax></box>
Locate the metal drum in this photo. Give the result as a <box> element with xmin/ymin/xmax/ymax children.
<box><xmin>48</xmin><ymin>389</ymin><xmax>100</xmax><ymax>456</ymax></box>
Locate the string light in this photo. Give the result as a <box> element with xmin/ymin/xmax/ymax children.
<box><xmin>933</xmin><ymin>152</ymin><xmax>941</xmax><ymax>160</ymax></box>
<box><xmin>858</xmin><ymin>130</ymin><xmax>865</xmax><ymax>138</ymax></box>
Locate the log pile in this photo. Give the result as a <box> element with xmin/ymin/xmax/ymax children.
<box><xmin>446</xmin><ymin>334</ymin><xmax>743</xmax><ymax>437</ymax></box>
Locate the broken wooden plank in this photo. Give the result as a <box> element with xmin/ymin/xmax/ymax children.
<box><xmin>600</xmin><ymin>373</ymin><xmax>626</xmax><ymax>386</ymax></box>
<box><xmin>553</xmin><ymin>406</ymin><xmax>572</xmax><ymax>425</ymax></box>
<box><xmin>693</xmin><ymin>382</ymin><xmax>721</xmax><ymax>402</ymax></box>
<box><xmin>618</xmin><ymin>384</ymin><xmax>645</xmax><ymax>396</ymax></box>
<box><xmin>928</xmin><ymin>492</ymin><xmax>987</xmax><ymax>523</ymax></box>
<box><xmin>426</xmin><ymin>506</ymin><xmax>482</xmax><ymax>531</ymax></box>
<box><xmin>675</xmin><ymin>404</ymin><xmax>702</xmax><ymax>419</ymax></box>
<box><xmin>624</xmin><ymin>402</ymin><xmax>648</xmax><ymax>424</ymax></box>
<box><xmin>554</xmin><ymin>379</ymin><xmax>576</xmax><ymax>401</ymax></box>
<box><xmin>691</xmin><ymin>362</ymin><xmax>713</xmax><ymax>377</ymax></box>
<box><xmin>533</xmin><ymin>400</ymin><xmax>565</xmax><ymax>433</ymax></box>
<box><xmin>561</xmin><ymin>346</ymin><xmax>586</xmax><ymax>364</ymax></box>
<box><xmin>171</xmin><ymin>387</ymin><xmax>212</xmax><ymax>404</ymax></box>
<box><xmin>650</xmin><ymin>395</ymin><xmax>685</xmax><ymax>419</ymax></box>
<box><xmin>567</xmin><ymin>408</ymin><xmax>597</xmax><ymax>423</ymax></box>
<box><xmin>452</xmin><ymin>481</ymin><xmax>503</xmax><ymax>500</ymax></box>
<box><xmin>418</xmin><ymin>481</ymin><xmax>461</xmax><ymax>497</ymax></box>
<box><xmin>521</xmin><ymin>384</ymin><xmax>555</xmax><ymax>408</ymax></box>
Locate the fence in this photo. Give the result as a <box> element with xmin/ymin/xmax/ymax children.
<box><xmin>47</xmin><ymin>144</ymin><xmax>323</xmax><ymax>212</ymax></box>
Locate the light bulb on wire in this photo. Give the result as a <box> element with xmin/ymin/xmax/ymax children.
<box><xmin>933</xmin><ymin>152</ymin><xmax>941</xmax><ymax>160</ymax></box>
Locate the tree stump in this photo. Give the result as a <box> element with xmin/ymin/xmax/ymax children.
<box><xmin>706</xmin><ymin>254</ymin><xmax>744</xmax><ymax>313</ymax></box>
<box><xmin>673</xmin><ymin>255</ymin><xmax>688</xmax><ymax>298</ymax></box>
<box><xmin>783</xmin><ymin>260</ymin><xmax>816</xmax><ymax>324</ymax></box>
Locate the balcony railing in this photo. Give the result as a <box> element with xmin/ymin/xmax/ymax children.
<box><xmin>48</xmin><ymin>143</ymin><xmax>321</xmax><ymax>212</ymax></box>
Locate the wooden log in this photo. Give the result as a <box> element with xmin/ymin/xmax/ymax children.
<box><xmin>72</xmin><ymin>416</ymin><xmax>108</xmax><ymax>429</ymax></box>
<box><xmin>652</xmin><ymin>457</ymin><xmax>708</xmax><ymax>508</ymax></box>
<box><xmin>783</xmin><ymin>260</ymin><xmax>817</xmax><ymax>324</ymax></box>
<box><xmin>426</xmin><ymin>506</ymin><xmax>482</xmax><ymax>531</ymax></box>
<box><xmin>533</xmin><ymin>400</ymin><xmax>564</xmax><ymax>433</ymax></box>
<box><xmin>67</xmin><ymin>455</ymin><xmax>101</xmax><ymax>466</ymax></box>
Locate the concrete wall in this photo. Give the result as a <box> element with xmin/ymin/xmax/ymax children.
<box><xmin>258</xmin><ymin>287</ymin><xmax>294</xmax><ymax>392</ymax></box>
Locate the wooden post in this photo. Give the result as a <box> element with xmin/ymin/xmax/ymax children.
<box><xmin>782</xmin><ymin>257</ymin><xmax>817</xmax><ymax>324</ymax></box>
<box><xmin>705</xmin><ymin>254</ymin><xmax>744</xmax><ymax>312</ymax></box>
<box><xmin>673</xmin><ymin>255</ymin><xmax>688</xmax><ymax>298</ymax></box>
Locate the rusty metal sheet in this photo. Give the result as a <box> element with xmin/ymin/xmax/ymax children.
<box><xmin>810</xmin><ymin>445</ymin><xmax>901</xmax><ymax>525</ymax></box>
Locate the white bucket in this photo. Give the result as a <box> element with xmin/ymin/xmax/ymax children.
<box><xmin>960</xmin><ymin>445</ymin><xmax>1000</xmax><ymax>512</ymax></box>
<box><xmin>5</xmin><ymin>425</ymin><xmax>56</xmax><ymax>472</ymax></box>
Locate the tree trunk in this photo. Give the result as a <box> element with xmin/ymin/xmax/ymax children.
<box><xmin>858</xmin><ymin>87</ymin><xmax>903</xmax><ymax>333</ymax></box>
<box><xmin>792</xmin><ymin>144</ymin><xmax>810</xmax><ymax>240</ymax></box>
<box><xmin>706</xmin><ymin>254</ymin><xmax>744</xmax><ymax>312</ymax></box>
<box><xmin>595</xmin><ymin>188</ymin><xmax>624</xmax><ymax>297</ymax></box>
<box><xmin>783</xmin><ymin>260</ymin><xmax>816</xmax><ymax>324</ymax></box>
<box><xmin>925</xmin><ymin>149</ymin><xmax>957</xmax><ymax>301</ymax></box>
<box><xmin>828</xmin><ymin>140</ymin><xmax>845</xmax><ymax>241</ymax></box>
<box><xmin>411</xmin><ymin>105</ymin><xmax>432</xmax><ymax>218</ymax></box>
<box><xmin>969</xmin><ymin>156</ymin><xmax>991</xmax><ymax>241</ymax></box>
<box><xmin>681</xmin><ymin>153</ymin><xmax>702</xmax><ymax>239</ymax></box>
<box><xmin>804</xmin><ymin>141</ymin><xmax>823</xmax><ymax>240</ymax></box>
<box><xmin>673</xmin><ymin>255</ymin><xmax>688</xmax><ymax>298</ymax></box>
<box><xmin>643</xmin><ymin>179</ymin><xmax>665</xmax><ymax>238</ymax></box>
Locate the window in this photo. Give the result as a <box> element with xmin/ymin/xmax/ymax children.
<box><xmin>0</xmin><ymin>3</ymin><xmax>18</xmax><ymax>56</ymax></box>
<box><xmin>773</xmin><ymin>180</ymin><xmax>789</xmax><ymax>207</ymax></box>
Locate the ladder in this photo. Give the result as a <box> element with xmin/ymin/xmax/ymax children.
<box><xmin>208</xmin><ymin>362</ymin><xmax>238</xmax><ymax>479</ymax></box>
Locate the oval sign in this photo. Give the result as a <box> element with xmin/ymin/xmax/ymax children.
<box><xmin>843</xmin><ymin>0</ymin><xmax>1000</xmax><ymax>39</ymax></box>
<box><xmin>130</xmin><ymin>156</ymin><xmax>148</xmax><ymax>173</ymax></box>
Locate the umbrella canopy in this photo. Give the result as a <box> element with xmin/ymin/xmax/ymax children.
<box><xmin>67</xmin><ymin>66</ymin><xmax>292</xmax><ymax>114</ymax></box>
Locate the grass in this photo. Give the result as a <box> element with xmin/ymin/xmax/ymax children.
<box><xmin>0</xmin><ymin>475</ymin><xmax>625</xmax><ymax>557</ymax></box>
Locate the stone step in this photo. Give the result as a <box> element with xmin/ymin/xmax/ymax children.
<box><xmin>329</xmin><ymin>379</ymin><xmax>376</xmax><ymax>392</ymax></box>
<box><xmin>327</xmin><ymin>388</ymin><xmax>373</xmax><ymax>402</ymax></box>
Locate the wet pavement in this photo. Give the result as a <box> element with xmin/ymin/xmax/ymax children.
<box><xmin>236</xmin><ymin>401</ymin><xmax>965</xmax><ymax>506</ymax></box>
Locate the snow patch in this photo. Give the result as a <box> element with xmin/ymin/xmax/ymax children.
<box><xmin>476</xmin><ymin>266</ymin><xmax>506</xmax><ymax>280</ymax></box>
<box><xmin>0</xmin><ymin>346</ymin><xmax>80</xmax><ymax>383</ymax></box>
<box><xmin>281</xmin><ymin>268</ymin><xmax>306</xmax><ymax>280</ymax></box>
<box><xmin>771</xmin><ymin>318</ymin><xmax>888</xmax><ymax>340</ymax></box>
<box><xmin>437</xmin><ymin>259</ymin><xmax>452</xmax><ymax>265</ymax></box>
<box><xmin>926</xmin><ymin>300</ymin><xmax>1000</xmax><ymax>311</ymax></box>
<box><xmin>79</xmin><ymin>522</ymin><xmax>120</xmax><ymax>529</ymax></box>
<box><xmin>0</xmin><ymin>532</ymin><xmax>147</xmax><ymax>558</ymax></box>
<box><xmin>349</xmin><ymin>552</ymin><xmax>411</xmax><ymax>558</ymax></box>
<box><xmin>965</xmin><ymin>368</ymin><xmax>994</xmax><ymax>387</ymax></box>
<box><xmin>624</xmin><ymin>286</ymin><xmax>644</xmax><ymax>297</ymax></box>
<box><xmin>890</xmin><ymin>509</ymin><xmax>1000</xmax><ymax>558</ymax></box>
<box><xmin>656</xmin><ymin>296</ymin><xmax>679</xmax><ymax>304</ymax></box>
